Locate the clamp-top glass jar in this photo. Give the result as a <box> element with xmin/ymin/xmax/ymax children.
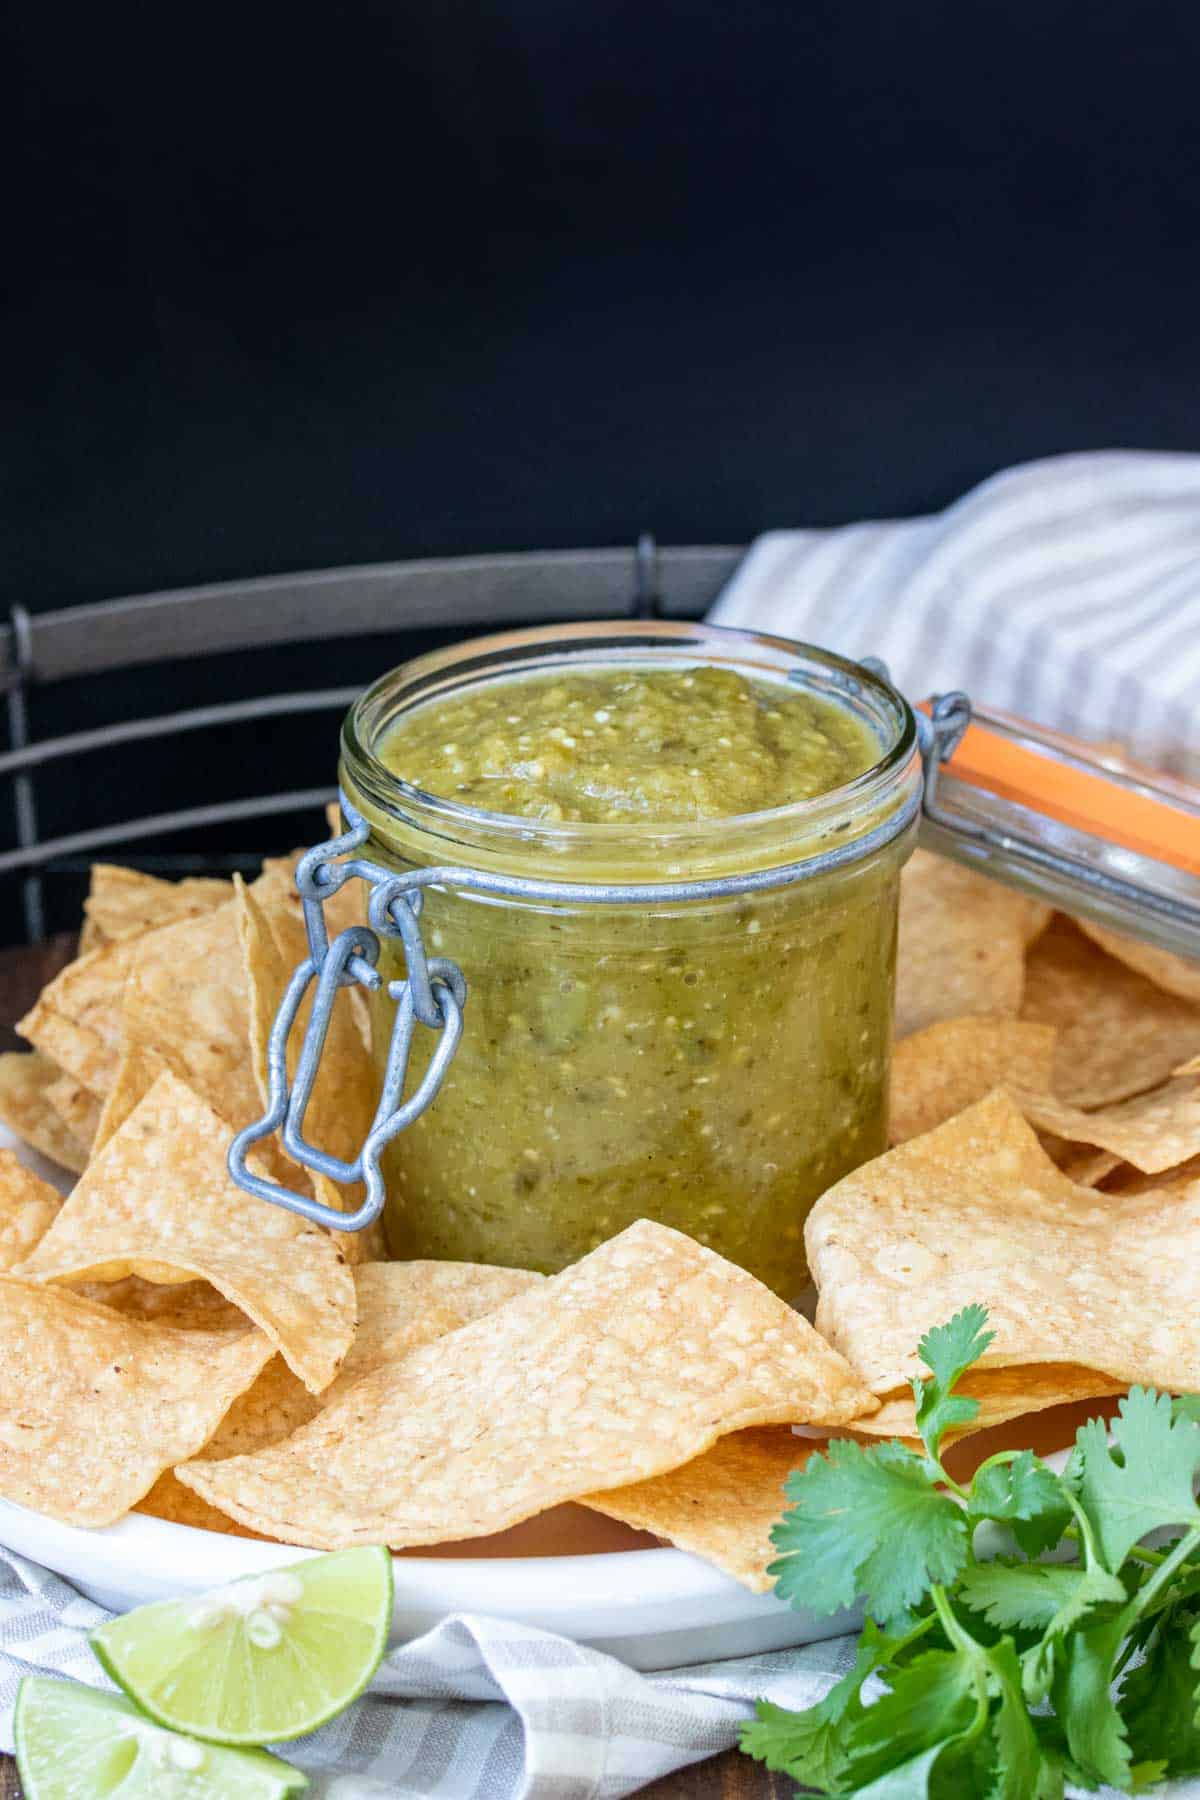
<box><xmin>337</xmin><ymin>621</ymin><xmax>921</xmax><ymax>1298</ymax></box>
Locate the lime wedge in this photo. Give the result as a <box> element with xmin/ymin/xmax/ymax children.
<box><xmin>89</xmin><ymin>1547</ymin><xmax>392</xmax><ymax>1746</ymax></box>
<box><xmin>14</xmin><ymin>1678</ymin><xmax>306</xmax><ymax>1799</ymax></box>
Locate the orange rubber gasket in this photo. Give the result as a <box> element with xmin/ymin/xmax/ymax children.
<box><xmin>925</xmin><ymin>711</ymin><xmax>1200</xmax><ymax>878</ymax></box>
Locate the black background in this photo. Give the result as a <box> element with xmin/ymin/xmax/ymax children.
<box><xmin>3</xmin><ymin>1</ymin><xmax>1199</xmax><ymax>937</ymax></box>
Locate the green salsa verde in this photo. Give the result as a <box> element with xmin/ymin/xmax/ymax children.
<box><xmin>377</xmin><ymin>666</ymin><xmax>879</xmax><ymax>823</ymax></box>
<box><xmin>342</xmin><ymin>633</ymin><xmax>918</xmax><ymax>1298</ymax></box>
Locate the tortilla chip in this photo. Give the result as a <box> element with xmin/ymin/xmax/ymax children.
<box><xmin>0</xmin><ymin>1051</ymin><xmax>89</xmax><ymax>1172</ymax></box>
<box><xmin>17</xmin><ymin>939</ymin><xmax>139</xmax><ymax>1099</ymax></box>
<box><xmin>889</xmin><ymin>1019</ymin><xmax>1055</xmax><ymax>1144</ymax></box>
<box><xmin>0</xmin><ymin>1275</ymin><xmax>273</xmax><ymax>1527</ymax></box>
<box><xmin>1076</xmin><ymin>919</ymin><xmax>1200</xmax><ymax>1005</ymax></box>
<box><xmin>92</xmin><ymin>1043</ymin><xmax>170</xmax><ymax>1154</ymax></box>
<box><xmin>44</xmin><ymin>1072</ymin><xmax>100</xmax><ymax>1155</ymax></box>
<box><xmin>83</xmin><ymin>865</ymin><xmax>231</xmax><ymax>946</ymax></box>
<box><xmin>1098</xmin><ymin>1153</ymin><xmax>1200</xmax><ymax>1199</ymax></box>
<box><xmin>93</xmin><ymin>1276</ymin><xmax>247</xmax><ymax>1332</ymax></box>
<box><xmin>387</xmin><ymin>1260</ymin><xmax>544</xmax><ymax>1324</ymax></box>
<box><xmin>114</xmin><ymin>888</ymin><xmax>304</xmax><ymax>1191</ymax></box>
<box><xmin>1050</xmin><ymin>1144</ymin><xmax>1122</xmax><ymax>1187</ymax></box>
<box><xmin>0</xmin><ymin>1151</ymin><xmax>63</xmax><ymax>1270</ymax></box>
<box><xmin>806</xmin><ymin>1089</ymin><xmax>1200</xmax><ymax>1395</ymax></box>
<box><xmin>136</xmin><ymin>1475</ymin><xmax>270</xmax><ymax>1537</ymax></box>
<box><xmin>118</xmin><ymin>900</ymin><xmax>260</xmax><ymax>1131</ymax></box>
<box><xmin>1176</xmin><ymin>1054</ymin><xmax>1200</xmax><ymax>1078</ymax></box>
<box><xmin>1021</xmin><ymin>918</ymin><xmax>1200</xmax><ymax>1107</ymax></box>
<box><xmin>16</xmin><ymin>1071</ymin><xmax>355</xmax><ymax>1395</ymax></box>
<box><xmin>78</xmin><ymin>916</ymin><xmax>108</xmax><ymax>957</ymax></box>
<box><xmin>140</xmin><ymin>1260</ymin><xmax>531</xmax><ymax>1532</ymax></box>
<box><xmin>236</xmin><ymin>876</ymin><xmax>382</xmax><ymax>1262</ymax></box>
<box><xmin>586</xmin><ymin>1427</ymin><xmax>818</xmax><ymax>1593</ymax></box>
<box><xmin>894</xmin><ymin>852</ymin><xmax>1049</xmax><ymax>1039</ymax></box>
<box><xmin>1013</xmin><ymin>1074</ymin><xmax>1200</xmax><ymax>1174</ymax></box>
<box><xmin>175</xmin><ymin>1261</ymin><xmax>540</xmax><ymax>1461</ymax></box>
<box><xmin>176</xmin><ymin>1219</ymin><xmax>876</xmax><ymax>1549</ymax></box>
<box><xmin>848</xmin><ymin>1364</ymin><xmax>1126</xmax><ymax>1443</ymax></box>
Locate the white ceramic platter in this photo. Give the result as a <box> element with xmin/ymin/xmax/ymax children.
<box><xmin>0</xmin><ymin>1498</ymin><xmax>859</xmax><ymax>1671</ymax></box>
<box><xmin>0</xmin><ymin>1124</ymin><xmax>858</xmax><ymax>1670</ymax></box>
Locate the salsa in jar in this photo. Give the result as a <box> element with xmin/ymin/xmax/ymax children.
<box><xmin>339</xmin><ymin>623</ymin><xmax>920</xmax><ymax>1297</ymax></box>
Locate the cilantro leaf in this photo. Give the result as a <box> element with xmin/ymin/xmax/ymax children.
<box><xmin>917</xmin><ymin>1303</ymin><xmax>995</xmax><ymax>1383</ymax></box>
<box><xmin>738</xmin><ymin>1624</ymin><xmax>897</xmax><ymax>1790</ymax></box>
<box><xmin>958</xmin><ymin>1558</ymin><xmax>1126</xmax><ymax>1704</ymax></box>
<box><xmin>1031</xmin><ymin>1714</ymin><xmax>1097</xmax><ymax>1795</ymax></box>
<box><xmin>845</xmin><ymin>1628</ymin><xmax>1059</xmax><ymax>1799</ymax></box>
<box><xmin>842</xmin><ymin>1647</ymin><xmax>983</xmax><ymax>1786</ymax></box>
<box><xmin>1175</xmin><ymin>1394</ymin><xmax>1200</xmax><ymax>1426</ymax></box>
<box><xmin>1050</xmin><ymin>1608</ymin><xmax>1133</xmax><ymax>1791</ymax></box>
<box><xmin>910</xmin><ymin>1304</ymin><xmax>995</xmax><ymax>1461</ymax></box>
<box><xmin>983</xmin><ymin>1635</ymin><xmax>1060</xmax><ymax>1800</ymax></box>
<box><xmin>849</xmin><ymin>1741</ymin><xmax>954</xmax><ymax>1798</ymax></box>
<box><xmin>968</xmin><ymin>1451</ymin><xmax>1072</xmax><ymax>1559</ymax></box>
<box><xmin>739</xmin><ymin>1697</ymin><xmax>852</xmax><ymax>1790</ymax></box>
<box><xmin>1051</xmin><ymin>1503</ymin><xmax>1200</xmax><ymax>1789</ymax></box>
<box><xmin>911</xmin><ymin>1383</ymin><xmax>982</xmax><ymax>1456</ymax></box>
<box><xmin>1120</xmin><ymin>1604</ymin><xmax>1200</xmax><ymax>1777</ymax></box>
<box><xmin>958</xmin><ymin>1560</ymin><xmax>1125</xmax><ymax>1638</ymax></box>
<box><xmin>1070</xmin><ymin>1389</ymin><xmax>1200</xmax><ymax>1573</ymax></box>
<box><xmin>770</xmin><ymin>1438</ymin><xmax>968</xmax><ymax>1623</ymax></box>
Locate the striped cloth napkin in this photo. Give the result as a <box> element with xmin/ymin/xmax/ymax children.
<box><xmin>712</xmin><ymin>450</ymin><xmax>1200</xmax><ymax>779</ymax></box>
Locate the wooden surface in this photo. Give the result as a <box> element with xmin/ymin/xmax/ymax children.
<box><xmin>0</xmin><ymin>1744</ymin><xmax>784</xmax><ymax>1797</ymax></box>
<box><xmin>0</xmin><ymin>934</ymin><xmax>784</xmax><ymax>1798</ymax></box>
<box><xmin>642</xmin><ymin>1759</ymin><xmax>793</xmax><ymax>1797</ymax></box>
<box><xmin>0</xmin><ymin>934</ymin><xmax>76</xmax><ymax>1055</ymax></box>
<box><xmin>0</xmin><ymin>1748</ymin><xmax>787</xmax><ymax>1797</ymax></box>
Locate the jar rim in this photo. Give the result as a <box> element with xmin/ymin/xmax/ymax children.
<box><xmin>339</xmin><ymin>620</ymin><xmax>919</xmax><ymax>867</ymax></box>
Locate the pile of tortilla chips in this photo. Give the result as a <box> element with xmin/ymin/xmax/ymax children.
<box><xmin>0</xmin><ymin>839</ymin><xmax>1195</xmax><ymax>1597</ymax></box>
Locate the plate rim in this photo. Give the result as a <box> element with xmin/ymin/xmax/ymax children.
<box><xmin>0</xmin><ymin>1495</ymin><xmax>794</xmax><ymax>1634</ymax></box>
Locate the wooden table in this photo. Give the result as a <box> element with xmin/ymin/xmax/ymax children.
<box><xmin>0</xmin><ymin>1755</ymin><xmax>791</xmax><ymax>1797</ymax></box>
<box><xmin>0</xmin><ymin>937</ymin><xmax>787</xmax><ymax>1799</ymax></box>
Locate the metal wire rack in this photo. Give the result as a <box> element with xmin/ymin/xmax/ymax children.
<box><xmin>0</xmin><ymin>539</ymin><xmax>743</xmax><ymax>942</ymax></box>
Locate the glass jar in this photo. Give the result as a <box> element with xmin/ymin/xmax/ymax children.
<box><xmin>339</xmin><ymin>621</ymin><xmax>921</xmax><ymax>1298</ymax></box>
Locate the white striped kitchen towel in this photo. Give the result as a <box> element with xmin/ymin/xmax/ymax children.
<box><xmin>711</xmin><ymin>451</ymin><xmax>1200</xmax><ymax>777</ymax></box>
<box><xmin>0</xmin><ymin>1548</ymin><xmax>1188</xmax><ymax>1799</ymax></box>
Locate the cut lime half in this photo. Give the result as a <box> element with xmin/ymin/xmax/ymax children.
<box><xmin>90</xmin><ymin>1546</ymin><xmax>392</xmax><ymax>1746</ymax></box>
<box><xmin>14</xmin><ymin>1677</ymin><xmax>306</xmax><ymax>1799</ymax></box>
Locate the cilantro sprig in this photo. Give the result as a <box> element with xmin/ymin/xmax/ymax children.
<box><xmin>740</xmin><ymin>1307</ymin><xmax>1200</xmax><ymax>1797</ymax></box>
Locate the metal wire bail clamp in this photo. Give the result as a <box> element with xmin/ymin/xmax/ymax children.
<box><xmin>226</xmin><ymin>805</ymin><xmax>468</xmax><ymax>1233</ymax></box>
<box><xmin>913</xmin><ymin>688</ymin><xmax>973</xmax><ymax>820</ymax></box>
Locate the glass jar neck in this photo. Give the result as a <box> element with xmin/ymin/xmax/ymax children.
<box><xmin>339</xmin><ymin>621</ymin><xmax>920</xmax><ymax>884</ymax></box>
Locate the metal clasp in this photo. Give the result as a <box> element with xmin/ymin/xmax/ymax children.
<box><xmin>226</xmin><ymin>802</ymin><xmax>467</xmax><ymax>1233</ymax></box>
<box><xmin>914</xmin><ymin>690</ymin><xmax>972</xmax><ymax>819</ymax></box>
